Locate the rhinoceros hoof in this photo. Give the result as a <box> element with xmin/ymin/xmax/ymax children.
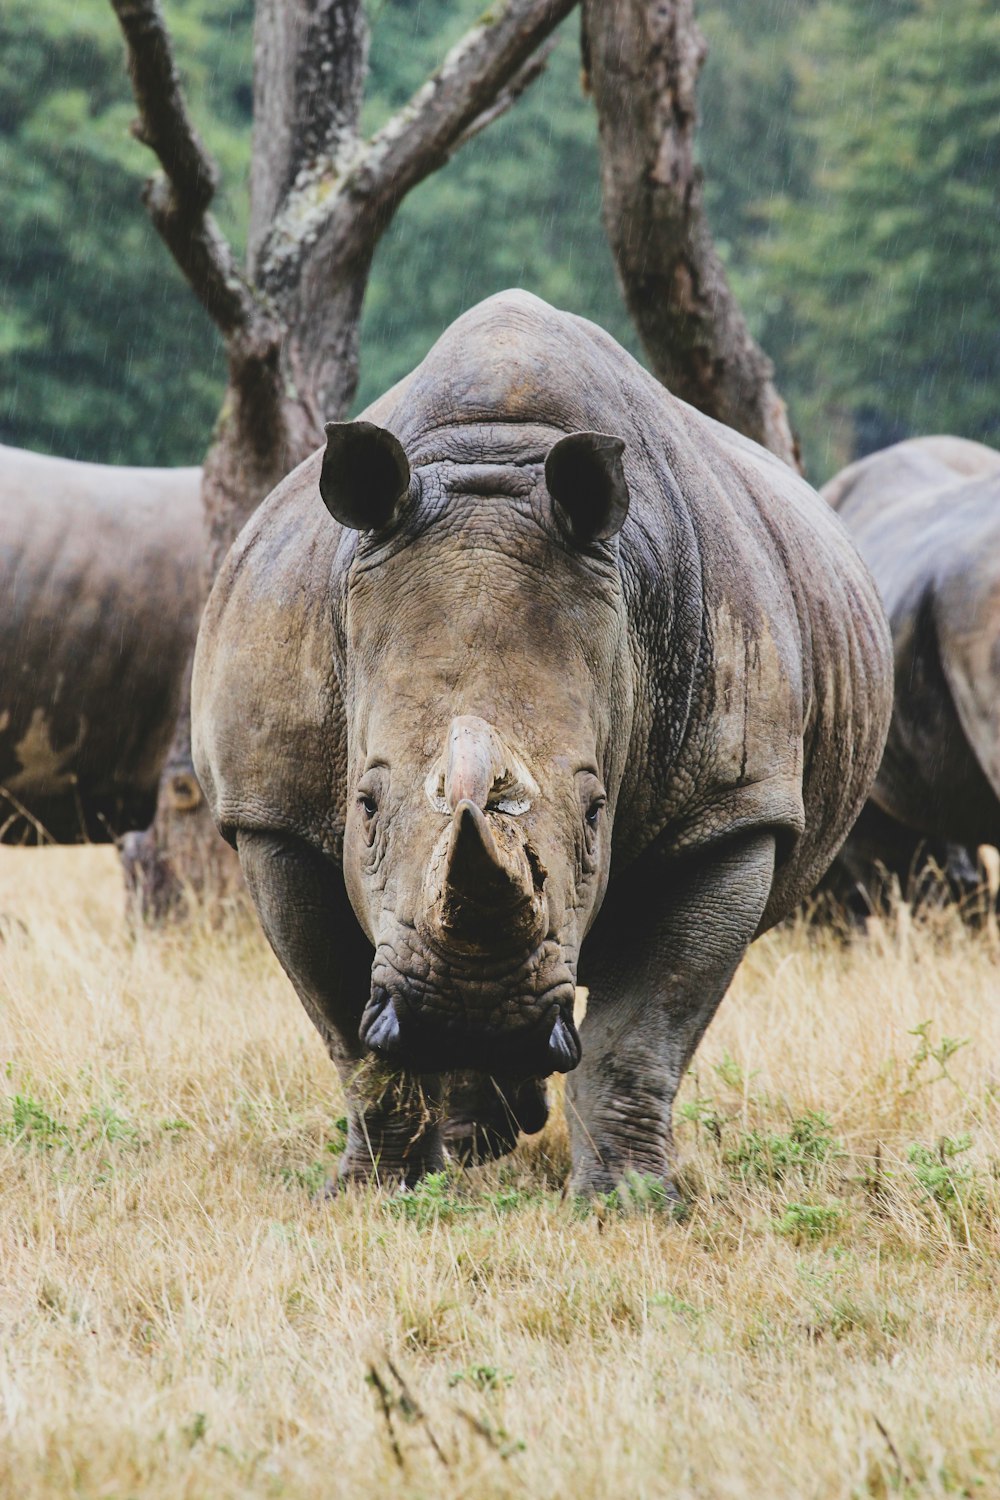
<box><xmin>317</xmin><ymin>1161</ymin><xmax>410</xmax><ymax>1197</ymax></box>
<box><xmin>568</xmin><ymin>1162</ymin><xmax>682</xmax><ymax>1209</ymax></box>
<box><xmin>323</xmin><ymin>1135</ymin><xmax>448</xmax><ymax>1194</ymax></box>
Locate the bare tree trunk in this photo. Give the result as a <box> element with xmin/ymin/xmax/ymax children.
<box><xmin>122</xmin><ymin>342</ymin><xmax>321</xmax><ymax>917</ymax></box>
<box><xmin>582</xmin><ymin>0</ymin><xmax>799</xmax><ymax>468</ymax></box>
<box><xmin>112</xmin><ymin>0</ymin><xmax>576</xmax><ymax>918</ymax></box>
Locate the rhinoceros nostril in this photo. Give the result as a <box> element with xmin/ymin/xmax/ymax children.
<box><xmin>364</xmin><ymin>998</ymin><xmax>403</xmax><ymax>1059</ymax></box>
<box><xmin>547</xmin><ymin>1012</ymin><xmax>581</xmax><ymax>1073</ymax></box>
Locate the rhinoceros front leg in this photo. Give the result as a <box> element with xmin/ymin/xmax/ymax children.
<box><xmin>569</xmin><ymin>830</ymin><xmax>776</xmax><ymax>1196</ymax></box>
<box><xmin>236</xmin><ymin>830</ymin><xmax>445</xmax><ymax>1187</ymax></box>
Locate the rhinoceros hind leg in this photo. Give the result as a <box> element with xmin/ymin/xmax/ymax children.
<box><xmin>442</xmin><ymin>1073</ymin><xmax>549</xmax><ymax>1165</ymax></box>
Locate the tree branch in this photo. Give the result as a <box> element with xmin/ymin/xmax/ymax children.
<box><xmin>582</xmin><ymin>0</ymin><xmax>800</xmax><ymax>469</ymax></box>
<box><xmin>450</xmin><ymin>38</ymin><xmax>557</xmax><ymax>154</ymax></box>
<box><xmin>257</xmin><ymin>0</ymin><xmax>577</xmax><ymax>297</ymax></box>
<box><xmin>110</xmin><ymin>0</ymin><xmax>275</xmax><ymax>344</ymax></box>
<box><xmin>361</xmin><ymin>7</ymin><xmax>573</xmax><ymax>201</ymax></box>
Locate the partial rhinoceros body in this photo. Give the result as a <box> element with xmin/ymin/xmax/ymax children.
<box><xmin>822</xmin><ymin>436</ymin><xmax>1000</xmax><ymax>912</ymax></box>
<box><xmin>192</xmin><ymin>292</ymin><xmax>892</xmax><ymax>1194</ymax></box>
<box><xmin>0</xmin><ymin>444</ymin><xmax>202</xmax><ymax>844</ymax></box>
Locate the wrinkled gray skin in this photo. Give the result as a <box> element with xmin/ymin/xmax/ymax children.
<box><xmin>0</xmin><ymin>444</ymin><xmax>202</xmax><ymax>843</ymax></box>
<box><xmin>193</xmin><ymin>292</ymin><xmax>892</xmax><ymax>1194</ymax></box>
<box><xmin>822</xmin><ymin>437</ymin><xmax>1000</xmax><ymax>915</ymax></box>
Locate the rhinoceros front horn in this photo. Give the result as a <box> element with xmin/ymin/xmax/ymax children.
<box><xmin>434</xmin><ymin>800</ymin><xmax>547</xmax><ymax>951</ymax></box>
<box><xmin>319</xmin><ymin>420</ymin><xmax>411</xmax><ymax>531</ymax></box>
<box><xmin>446</xmin><ymin>801</ymin><xmax>531</xmax><ymax>911</ymax></box>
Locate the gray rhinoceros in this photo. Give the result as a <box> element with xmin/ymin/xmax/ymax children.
<box><xmin>192</xmin><ymin>291</ymin><xmax>891</xmax><ymax>1194</ymax></box>
<box><xmin>821</xmin><ymin>436</ymin><xmax>1000</xmax><ymax>913</ymax></box>
<box><xmin>0</xmin><ymin>444</ymin><xmax>202</xmax><ymax>843</ymax></box>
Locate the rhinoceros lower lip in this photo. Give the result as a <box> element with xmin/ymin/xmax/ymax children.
<box><xmin>363</xmin><ymin>997</ymin><xmax>404</xmax><ymax>1060</ymax></box>
<box><xmin>359</xmin><ymin>989</ymin><xmax>581</xmax><ymax>1077</ymax></box>
<box><xmin>546</xmin><ymin>1012</ymin><xmax>581</xmax><ymax>1073</ymax></box>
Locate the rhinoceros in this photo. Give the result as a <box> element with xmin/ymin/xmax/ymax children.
<box><xmin>192</xmin><ymin>291</ymin><xmax>891</xmax><ymax>1194</ymax></box>
<box><xmin>821</xmin><ymin>436</ymin><xmax>1000</xmax><ymax>913</ymax></box>
<box><xmin>0</xmin><ymin>444</ymin><xmax>202</xmax><ymax>844</ymax></box>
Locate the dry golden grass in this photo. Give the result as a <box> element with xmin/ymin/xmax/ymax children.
<box><xmin>1</xmin><ymin>847</ymin><xmax>999</xmax><ymax>1499</ymax></box>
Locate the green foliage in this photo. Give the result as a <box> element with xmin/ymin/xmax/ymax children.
<box><xmin>750</xmin><ymin>0</ymin><xmax>1000</xmax><ymax>473</ymax></box>
<box><xmin>4</xmin><ymin>0</ymin><xmax>999</xmax><ymax>484</ymax></box>
<box><xmin>385</xmin><ymin>1167</ymin><xmax>545</xmax><ymax>1225</ymax></box>
<box><xmin>280</xmin><ymin>1159</ymin><xmax>330</xmax><ymax>1196</ymax></box>
<box><xmin>1</xmin><ymin>1091</ymin><xmax>69</xmax><ymax>1147</ymax></box>
<box><xmin>612</xmin><ymin>1169</ymin><xmax>682</xmax><ymax>1216</ymax></box>
<box><xmin>569</xmin><ymin>1170</ymin><xmax>684</xmax><ymax>1220</ymax></box>
<box><xmin>648</xmin><ymin>1290</ymin><xmax>702</xmax><ymax>1320</ymax></box>
<box><xmin>906</xmin><ymin>1133</ymin><xmax>974</xmax><ymax>1209</ymax></box>
<box><xmin>448</xmin><ymin>1364</ymin><xmax>514</xmax><ymax>1391</ymax></box>
<box><xmin>773</xmin><ymin>1200</ymin><xmax>844</xmax><ymax>1241</ymax></box>
<box><xmin>1</xmin><ymin>1089</ymin><xmax>141</xmax><ymax>1157</ymax></box>
<box><xmin>0</xmin><ymin>0</ymin><xmax>627</xmax><ymax>465</ymax></box>
<box><xmin>904</xmin><ymin>1020</ymin><xmax>970</xmax><ymax>1095</ymax></box>
<box><xmin>481</xmin><ymin>1182</ymin><xmax>543</xmax><ymax>1213</ymax></box>
<box><xmin>725</xmin><ymin>1111</ymin><xmax>842</xmax><ymax>1184</ymax></box>
<box><xmin>182</xmin><ymin>1411</ymin><xmax>208</xmax><ymax>1448</ymax></box>
<box><xmin>77</xmin><ymin>1103</ymin><xmax>140</xmax><ymax>1148</ymax></box>
<box><xmin>678</xmin><ymin>1094</ymin><xmax>726</xmax><ymax>1143</ymax></box>
<box><xmin>0</xmin><ymin>0</ymin><xmax>251</xmax><ymax>464</ymax></box>
<box><xmin>388</xmin><ymin>1169</ymin><xmax>476</xmax><ymax>1227</ymax></box>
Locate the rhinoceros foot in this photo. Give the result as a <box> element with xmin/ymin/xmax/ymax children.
<box><xmin>328</xmin><ymin>1130</ymin><xmax>447</xmax><ymax>1194</ymax></box>
<box><xmin>442</xmin><ymin>1073</ymin><xmax>549</xmax><ymax>1166</ymax></box>
<box><xmin>569</xmin><ymin>1160</ymin><xmax>682</xmax><ymax>1208</ymax></box>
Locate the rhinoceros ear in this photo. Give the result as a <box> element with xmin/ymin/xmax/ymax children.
<box><xmin>319</xmin><ymin>420</ymin><xmax>411</xmax><ymax>530</ymax></box>
<box><xmin>544</xmin><ymin>431</ymin><xmax>629</xmax><ymax>543</ymax></box>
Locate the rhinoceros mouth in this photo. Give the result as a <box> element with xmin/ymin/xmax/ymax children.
<box><xmin>360</xmin><ymin>989</ymin><xmax>581</xmax><ymax>1077</ymax></box>
<box><xmin>360</xmin><ymin>933</ymin><xmax>580</xmax><ymax>1076</ymax></box>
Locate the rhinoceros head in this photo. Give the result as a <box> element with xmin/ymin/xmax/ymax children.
<box><xmin>320</xmin><ymin>419</ymin><xmax>633</xmax><ymax>1079</ymax></box>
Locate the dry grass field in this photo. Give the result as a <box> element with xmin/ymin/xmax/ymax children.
<box><xmin>1</xmin><ymin>846</ymin><xmax>999</xmax><ymax>1499</ymax></box>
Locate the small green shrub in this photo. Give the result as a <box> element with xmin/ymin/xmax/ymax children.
<box><xmin>773</xmin><ymin>1201</ymin><xmax>844</xmax><ymax>1242</ymax></box>
<box><xmin>678</xmin><ymin>1095</ymin><xmax>726</xmax><ymax>1143</ymax></box>
<box><xmin>448</xmin><ymin>1364</ymin><xmax>514</xmax><ymax>1391</ymax></box>
<box><xmin>387</xmin><ymin>1170</ymin><xmax>474</xmax><ymax>1228</ymax></box>
<box><xmin>727</xmin><ymin>1112</ymin><xmax>841</xmax><ymax>1184</ymax></box>
<box><xmin>907</xmin><ymin>1134</ymin><xmax>974</xmax><ymax>1208</ymax></box>
<box><xmin>1</xmin><ymin>1092</ymin><xmax>69</xmax><ymax>1148</ymax></box>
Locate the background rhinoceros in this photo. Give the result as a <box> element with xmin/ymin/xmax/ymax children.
<box><xmin>0</xmin><ymin>444</ymin><xmax>202</xmax><ymax>844</ymax></box>
<box><xmin>822</xmin><ymin>437</ymin><xmax>1000</xmax><ymax>914</ymax></box>
<box><xmin>192</xmin><ymin>291</ymin><xmax>892</xmax><ymax>1195</ymax></box>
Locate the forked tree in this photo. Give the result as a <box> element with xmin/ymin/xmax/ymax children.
<box><xmin>112</xmin><ymin>0</ymin><xmax>796</xmax><ymax>916</ymax></box>
<box><xmin>109</xmin><ymin>0</ymin><xmax>577</xmax><ymax>914</ymax></box>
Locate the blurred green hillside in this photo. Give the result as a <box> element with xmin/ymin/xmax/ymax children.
<box><xmin>1</xmin><ymin>0</ymin><xmax>998</xmax><ymax>482</ymax></box>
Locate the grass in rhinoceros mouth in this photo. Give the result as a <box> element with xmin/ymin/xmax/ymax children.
<box><xmin>2</xmin><ymin>846</ymin><xmax>1000</xmax><ymax>1498</ymax></box>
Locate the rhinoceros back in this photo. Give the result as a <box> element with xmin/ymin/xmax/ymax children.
<box><xmin>831</xmin><ymin>453</ymin><xmax>1000</xmax><ymax>845</ymax></box>
<box><xmin>0</xmin><ymin>444</ymin><xmax>203</xmax><ymax>843</ymax></box>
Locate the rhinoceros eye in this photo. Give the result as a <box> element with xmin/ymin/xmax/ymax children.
<box><xmin>358</xmin><ymin>793</ymin><xmax>378</xmax><ymax>819</ymax></box>
<box><xmin>579</xmin><ymin>773</ymin><xmax>606</xmax><ymax>828</ymax></box>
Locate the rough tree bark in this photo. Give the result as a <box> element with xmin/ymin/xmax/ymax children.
<box><xmin>581</xmin><ymin>0</ymin><xmax>800</xmax><ymax>468</ymax></box>
<box><xmin>110</xmin><ymin>0</ymin><xmax>576</xmax><ymax>917</ymax></box>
